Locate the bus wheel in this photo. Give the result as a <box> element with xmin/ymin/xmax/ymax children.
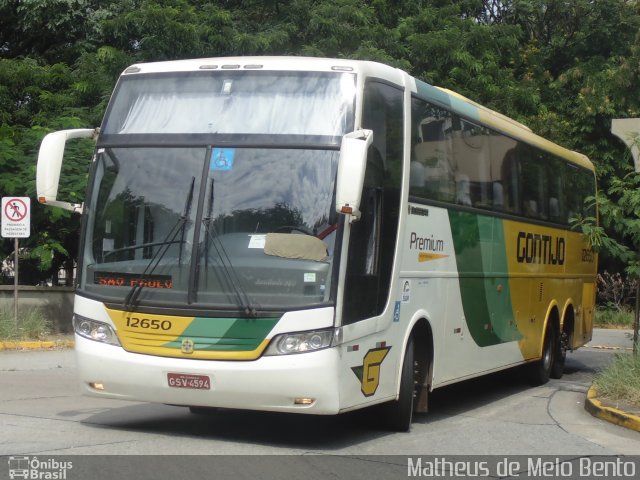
<box><xmin>528</xmin><ymin>323</ymin><xmax>556</xmax><ymax>386</ymax></box>
<box><xmin>550</xmin><ymin>331</ymin><xmax>567</xmax><ymax>379</ymax></box>
<box><xmin>382</xmin><ymin>336</ymin><xmax>415</xmax><ymax>431</ymax></box>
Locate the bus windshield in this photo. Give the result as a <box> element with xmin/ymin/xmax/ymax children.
<box><xmin>101</xmin><ymin>71</ymin><xmax>356</xmax><ymax>138</ymax></box>
<box><xmin>81</xmin><ymin>146</ymin><xmax>340</xmax><ymax>310</ymax></box>
<box><xmin>81</xmin><ymin>69</ymin><xmax>355</xmax><ymax>311</ymax></box>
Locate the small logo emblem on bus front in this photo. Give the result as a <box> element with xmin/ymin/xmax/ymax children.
<box><xmin>181</xmin><ymin>339</ymin><xmax>194</xmax><ymax>354</ymax></box>
<box><xmin>351</xmin><ymin>346</ymin><xmax>391</xmax><ymax>397</ymax></box>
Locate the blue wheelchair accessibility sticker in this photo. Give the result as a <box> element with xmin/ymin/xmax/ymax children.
<box><xmin>210</xmin><ymin>148</ymin><xmax>235</xmax><ymax>171</ymax></box>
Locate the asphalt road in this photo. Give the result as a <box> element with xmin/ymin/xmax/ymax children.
<box><xmin>0</xmin><ymin>330</ymin><xmax>638</xmax><ymax>479</ymax></box>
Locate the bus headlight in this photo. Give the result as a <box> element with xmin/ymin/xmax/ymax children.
<box><xmin>264</xmin><ymin>328</ymin><xmax>334</xmax><ymax>356</ymax></box>
<box><xmin>73</xmin><ymin>315</ymin><xmax>121</xmax><ymax>346</ymax></box>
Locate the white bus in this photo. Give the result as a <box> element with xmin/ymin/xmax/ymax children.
<box><xmin>37</xmin><ymin>57</ymin><xmax>597</xmax><ymax>431</ymax></box>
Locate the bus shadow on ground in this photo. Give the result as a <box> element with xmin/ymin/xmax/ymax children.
<box><xmin>82</xmin><ymin>403</ymin><xmax>389</xmax><ymax>450</ymax></box>
<box><xmin>562</xmin><ymin>354</ymin><xmax>600</xmax><ymax>376</ymax></box>
<box><xmin>423</xmin><ymin>352</ymin><xmax>603</xmax><ymax>421</ymax></box>
<box><xmin>79</xmin><ymin>366</ymin><xmax>539</xmax><ymax>450</ymax></box>
<box><xmin>419</xmin><ymin>366</ymin><xmax>534</xmax><ymax>423</ymax></box>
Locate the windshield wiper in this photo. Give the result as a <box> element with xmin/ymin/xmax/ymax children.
<box><xmin>201</xmin><ymin>178</ymin><xmax>258</xmax><ymax>317</ymax></box>
<box><xmin>103</xmin><ymin>240</ymin><xmax>182</xmax><ymax>261</ymax></box>
<box><xmin>123</xmin><ymin>177</ymin><xmax>195</xmax><ymax>310</ymax></box>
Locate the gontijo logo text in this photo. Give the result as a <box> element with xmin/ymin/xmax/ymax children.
<box><xmin>516</xmin><ymin>231</ymin><xmax>565</xmax><ymax>265</ymax></box>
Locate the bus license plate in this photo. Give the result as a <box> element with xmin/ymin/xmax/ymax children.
<box><xmin>167</xmin><ymin>373</ymin><xmax>211</xmax><ymax>390</ymax></box>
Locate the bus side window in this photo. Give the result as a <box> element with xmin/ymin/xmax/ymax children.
<box><xmin>489</xmin><ymin>133</ymin><xmax>519</xmax><ymax>214</ymax></box>
<box><xmin>565</xmin><ymin>163</ymin><xmax>595</xmax><ymax>220</ymax></box>
<box><xmin>452</xmin><ymin>118</ymin><xmax>491</xmax><ymax>209</ymax></box>
<box><xmin>519</xmin><ymin>148</ymin><xmax>549</xmax><ymax>220</ymax></box>
<box><xmin>409</xmin><ymin>98</ymin><xmax>455</xmax><ymax>202</ymax></box>
<box><xmin>547</xmin><ymin>157</ymin><xmax>567</xmax><ymax>224</ymax></box>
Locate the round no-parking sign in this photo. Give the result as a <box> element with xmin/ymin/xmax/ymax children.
<box><xmin>1</xmin><ymin>197</ymin><xmax>31</xmax><ymax>238</ymax></box>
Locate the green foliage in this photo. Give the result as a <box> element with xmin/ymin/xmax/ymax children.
<box><xmin>0</xmin><ymin>307</ymin><xmax>52</xmax><ymax>340</ymax></box>
<box><xmin>574</xmin><ymin>175</ymin><xmax>640</xmax><ymax>279</ymax></box>
<box><xmin>1</xmin><ymin>0</ymin><xmax>640</xmax><ymax>285</ymax></box>
<box><xmin>399</xmin><ymin>3</ymin><xmax>523</xmax><ymax>111</ymax></box>
<box><xmin>594</xmin><ymin>352</ymin><xmax>640</xmax><ymax>408</ymax></box>
<box><xmin>595</xmin><ymin>308</ymin><xmax>635</xmax><ymax>329</ymax></box>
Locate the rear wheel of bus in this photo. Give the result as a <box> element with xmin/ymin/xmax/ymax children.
<box><xmin>550</xmin><ymin>331</ymin><xmax>567</xmax><ymax>380</ymax></box>
<box><xmin>528</xmin><ymin>322</ymin><xmax>558</xmax><ymax>385</ymax></box>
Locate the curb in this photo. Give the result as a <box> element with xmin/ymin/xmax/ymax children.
<box><xmin>584</xmin><ymin>385</ymin><xmax>640</xmax><ymax>433</ymax></box>
<box><xmin>0</xmin><ymin>339</ymin><xmax>75</xmax><ymax>351</ymax></box>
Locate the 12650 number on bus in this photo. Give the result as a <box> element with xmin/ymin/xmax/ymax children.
<box><xmin>126</xmin><ymin>316</ymin><xmax>172</xmax><ymax>331</ymax></box>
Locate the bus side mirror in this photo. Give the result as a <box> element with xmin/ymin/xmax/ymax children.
<box><xmin>335</xmin><ymin>129</ymin><xmax>373</xmax><ymax>221</ymax></box>
<box><xmin>37</xmin><ymin>128</ymin><xmax>97</xmax><ymax>213</ymax></box>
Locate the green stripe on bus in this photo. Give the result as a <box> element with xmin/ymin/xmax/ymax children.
<box><xmin>162</xmin><ymin>317</ymin><xmax>279</xmax><ymax>351</ymax></box>
<box><xmin>449</xmin><ymin>211</ymin><xmax>521</xmax><ymax>347</ymax></box>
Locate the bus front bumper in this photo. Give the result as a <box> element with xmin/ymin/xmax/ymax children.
<box><xmin>75</xmin><ymin>335</ymin><xmax>341</xmax><ymax>414</ymax></box>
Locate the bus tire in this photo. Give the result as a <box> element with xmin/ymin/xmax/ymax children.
<box><xmin>382</xmin><ymin>336</ymin><xmax>415</xmax><ymax>432</ymax></box>
<box><xmin>528</xmin><ymin>323</ymin><xmax>556</xmax><ymax>386</ymax></box>
<box><xmin>550</xmin><ymin>331</ymin><xmax>567</xmax><ymax>379</ymax></box>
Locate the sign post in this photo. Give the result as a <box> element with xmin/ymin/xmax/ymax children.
<box><xmin>1</xmin><ymin>197</ymin><xmax>31</xmax><ymax>326</ymax></box>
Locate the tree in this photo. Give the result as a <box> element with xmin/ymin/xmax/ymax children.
<box><xmin>506</xmin><ymin>1</ymin><xmax>640</xmax><ymax>169</ymax></box>
<box><xmin>2</xmin><ymin>0</ymin><xmax>640</xmax><ymax>286</ymax></box>
<box><xmin>0</xmin><ymin>55</ymin><xmax>116</xmax><ymax>284</ymax></box>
